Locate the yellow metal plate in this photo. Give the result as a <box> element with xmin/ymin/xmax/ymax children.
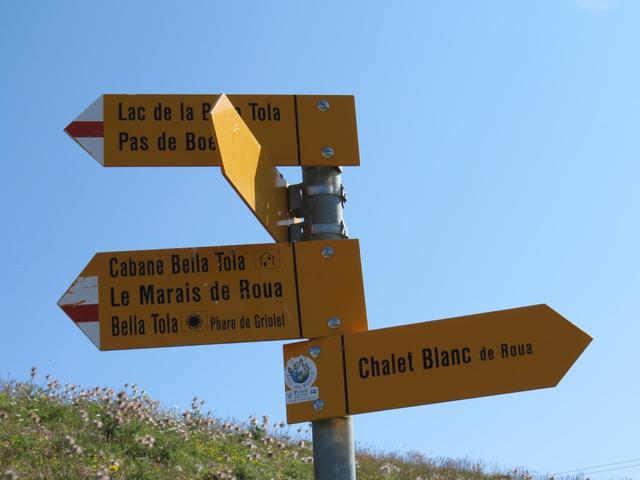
<box><xmin>283</xmin><ymin>335</ymin><xmax>347</xmax><ymax>424</ymax></box>
<box><xmin>89</xmin><ymin>94</ymin><xmax>359</xmax><ymax>166</ymax></box>
<box><xmin>58</xmin><ymin>240</ymin><xmax>367</xmax><ymax>351</ymax></box>
<box><xmin>283</xmin><ymin>305</ymin><xmax>592</xmax><ymax>423</ymax></box>
<box><xmin>295</xmin><ymin>239</ymin><xmax>368</xmax><ymax>338</ymax></box>
<box><xmin>211</xmin><ymin>94</ymin><xmax>291</xmax><ymax>243</ymax></box>
<box><xmin>297</xmin><ymin>95</ymin><xmax>360</xmax><ymax>166</ymax></box>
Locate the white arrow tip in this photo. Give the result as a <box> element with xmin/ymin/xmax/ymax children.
<box><xmin>64</xmin><ymin>96</ymin><xmax>105</xmax><ymax>165</ymax></box>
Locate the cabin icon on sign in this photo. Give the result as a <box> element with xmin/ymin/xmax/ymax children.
<box><xmin>255</xmin><ymin>250</ymin><xmax>280</xmax><ymax>269</ymax></box>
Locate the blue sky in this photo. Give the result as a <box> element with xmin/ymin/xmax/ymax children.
<box><xmin>1</xmin><ymin>0</ymin><xmax>638</xmax><ymax>477</ymax></box>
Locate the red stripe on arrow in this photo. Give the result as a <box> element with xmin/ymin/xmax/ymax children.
<box><xmin>65</xmin><ymin>121</ymin><xmax>104</xmax><ymax>138</ymax></box>
<box><xmin>60</xmin><ymin>304</ymin><xmax>99</xmax><ymax>323</ymax></box>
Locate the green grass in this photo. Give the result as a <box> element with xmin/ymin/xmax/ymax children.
<box><xmin>0</xmin><ymin>371</ymin><xmax>555</xmax><ymax>480</ymax></box>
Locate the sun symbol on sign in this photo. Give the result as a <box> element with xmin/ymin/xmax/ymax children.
<box><xmin>185</xmin><ymin>313</ymin><xmax>204</xmax><ymax>331</ymax></box>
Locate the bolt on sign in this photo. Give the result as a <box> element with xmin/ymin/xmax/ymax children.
<box><xmin>58</xmin><ymin>239</ymin><xmax>367</xmax><ymax>351</ymax></box>
<box><xmin>283</xmin><ymin>304</ymin><xmax>592</xmax><ymax>423</ymax></box>
<box><xmin>64</xmin><ymin>94</ymin><xmax>359</xmax><ymax>167</ymax></box>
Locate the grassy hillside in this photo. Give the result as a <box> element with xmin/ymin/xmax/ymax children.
<box><xmin>0</xmin><ymin>370</ymin><xmax>545</xmax><ymax>480</ymax></box>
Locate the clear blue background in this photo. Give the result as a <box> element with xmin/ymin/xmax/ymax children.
<box><xmin>1</xmin><ymin>0</ymin><xmax>638</xmax><ymax>477</ymax></box>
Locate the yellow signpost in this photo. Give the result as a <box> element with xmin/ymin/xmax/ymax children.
<box><xmin>61</xmin><ymin>90</ymin><xmax>593</xmax><ymax>479</ymax></box>
<box><xmin>283</xmin><ymin>304</ymin><xmax>592</xmax><ymax>423</ymax></box>
<box><xmin>211</xmin><ymin>94</ymin><xmax>295</xmax><ymax>243</ymax></box>
<box><xmin>64</xmin><ymin>94</ymin><xmax>359</xmax><ymax>167</ymax></box>
<box><xmin>58</xmin><ymin>239</ymin><xmax>367</xmax><ymax>351</ymax></box>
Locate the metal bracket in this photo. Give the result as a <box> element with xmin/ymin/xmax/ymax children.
<box><xmin>288</xmin><ymin>182</ymin><xmax>347</xmax><ymax>219</ymax></box>
<box><xmin>304</xmin><ymin>184</ymin><xmax>347</xmax><ymax>206</ymax></box>
<box><xmin>288</xmin><ymin>220</ymin><xmax>348</xmax><ymax>242</ymax></box>
<box><xmin>288</xmin><ymin>183</ymin><xmax>304</xmax><ymax>218</ymax></box>
<box><xmin>310</xmin><ymin>222</ymin><xmax>348</xmax><ymax>238</ymax></box>
<box><xmin>289</xmin><ymin>223</ymin><xmax>304</xmax><ymax>242</ymax></box>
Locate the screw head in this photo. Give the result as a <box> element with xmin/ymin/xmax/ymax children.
<box><xmin>313</xmin><ymin>399</ymin><xmax>325</xmax><ymax>411</ymax></box>
<box><xmin>309</xmin><ymin>346</ymin><xmax>321</xmax><ymax>358</ymax></box>
<box><xmin>321</xmin><ymin>147</ymin><xmax>334</xmax><ymax>159</ymax></box>
<box><xmin>327</xmin><ymin>316</ymin><xmax>342</xmax><ymax>329</ymax></box>
<box><xmin>316</xmin><ymin>100</ymin><xmax>330</xmax><ymax>112</ymax></box>
<box><xmin>321</xmin><ymin>246</ymin><xmax>334</xmax><ymax>259</ymax></box>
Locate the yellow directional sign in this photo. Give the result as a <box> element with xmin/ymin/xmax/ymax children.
<box><xmin>211</xmin><ymin>94</ymin><xmax>294</xmax><ymax>243</ymax></box>
<box><xmin>283</xmin><ymin>305</ymin><xmax>591</xmax><ymax>423</ymax></box>
<box><xmin>58</xmin><ymin>239</ymin><xmax>367</xmax><ymax>351</ymax></box>
<box><xmin>64</xmin><ymin>94</ymin><xmax>359</xmax><ymax>167</ymax></box>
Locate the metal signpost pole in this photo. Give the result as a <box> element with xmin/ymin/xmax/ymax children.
<box><xmin>299</xmin><ymin>166</ymin><xmax>356</xmax><ymax>480</ymax></box>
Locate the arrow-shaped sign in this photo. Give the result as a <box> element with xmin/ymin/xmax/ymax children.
<box><xmin>64</xmin><ymin>94</ymin><xmax>359</xmax><ymax>167</ymax></box>
<box><xmin>210</xmin><ymin>94</ymin><xmax>296</xmax><ymax>243</ymax></box>
<box><xmin>283</xmin><ymin>304</ymin><xmax>591</xmax><ymax>423</ymax></box>
<box><xmin>58</xmin><ymin>239</ymin><xmax>368</xmax><ymax>351</ymax></box>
